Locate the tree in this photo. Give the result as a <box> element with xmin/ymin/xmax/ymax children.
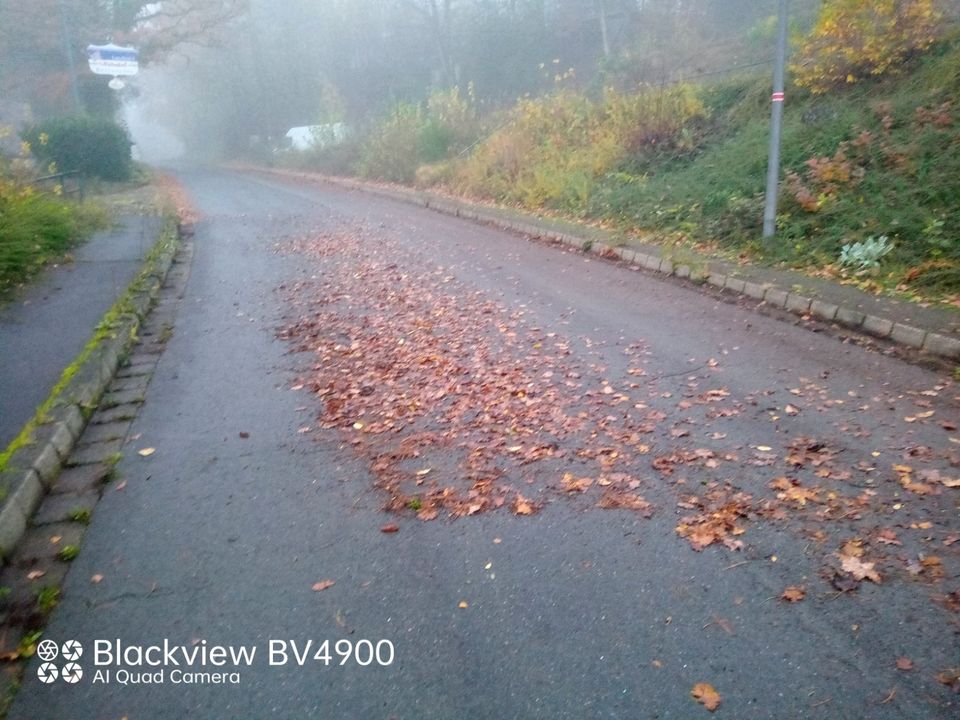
<box><xmin>0</xmin><ymin>0</ymin><xmax>248</xmax><ymax>121</ymax></box>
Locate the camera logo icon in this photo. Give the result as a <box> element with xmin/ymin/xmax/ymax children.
<box><xmin>35</xmin><ymin>639</ymin><xmax>83</xmax><ymax>684</ymax></box>
<box><xmin>61</xmin><ymin>640</ymin><xmax>83</xmax><ymax>662</ymax></box>
<box><xmin>37</xmin><ymin>640</ymin><xmax>59</xmax><ymax>662</ymax></box>
<box><xmin>37</xmin><ymin>662</ymin><xmax>59</xmax><ymax>684</ymax></box>
<box><xmin>61</xmin><ymin>662</ymin><xmax>83</xmax><ymax>684</ymax></box>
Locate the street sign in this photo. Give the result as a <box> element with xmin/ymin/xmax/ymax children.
<box><xmin>87</xmin><ymin>43</ymin><xmax>139</xmax><ymax>76</ymax></box>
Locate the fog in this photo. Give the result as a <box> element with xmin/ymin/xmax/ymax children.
<box><xmin>1</xmin><ymin>1</ymin><xmax>827</xmax><ymax>163</ymax></box>
<box><xmin>113</xmin><ymin>0</ymin><xmax>821</xmax><ymax>163</ymax></box>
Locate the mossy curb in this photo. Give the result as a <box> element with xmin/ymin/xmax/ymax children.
<box><xmin>0</xmin><ymin>215</ymin><xmax>181</xmax><ymax>556</ymax></box>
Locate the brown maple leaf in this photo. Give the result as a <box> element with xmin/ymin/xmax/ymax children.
<box><xmin>513</xmin><ymin>495</ymin><xmax>536</xmax><ymax>515</ymax></box>
<box><xmin>691</xmin><ymin>683</ymin><xmax>722</xmax><ymax>711</ymax></box>
<box><xmin>560</xmin><ymin>473</ymin><xmax>593</xmax><ymax>493</ymax></box>
<box><xmin>839</xmin><ymin>555</ymin><xmax>882</xmax><ymax>583</ymax></box>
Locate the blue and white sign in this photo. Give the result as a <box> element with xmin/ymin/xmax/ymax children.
<box><xmin>87</xmin><ymin>44</ymin><xmax>139</xmax><ymax>76</ymax></box>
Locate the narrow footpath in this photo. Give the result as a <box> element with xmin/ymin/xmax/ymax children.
<box><xmin>0</xmin><ymin>214</ymin><xmax>163</xmax><ymax>448</ymax></box>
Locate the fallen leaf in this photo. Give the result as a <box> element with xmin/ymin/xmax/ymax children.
<box><xmin>691</xmin><ymin>683</ymin><xmax>722</xmax><ymax>711</ymax></box>
<box><xmin>137</xmin><ymin>448</ymin><xmax>155</xmax><ymax>457</ymax></box>
<box><xmin>90</xmin><ymin>574</ymin><xmax>104</xmax><ymax>584</ymax></box>
<box><xmin>560</xmin><ymin>472</ymin><xmax>593</xmax><ymax>493</ymax></box>
<box><xmin>840</xmin><ymin>555</ymin><xmax>882</xmax><ymax>583</ymax></box>
<box><xmin>114</xmin><ymin>480</ymin><xmax>127</xmax><ymax>491</ymax></box>
<box><xmin>312</xmin><ymin>580</ymin><xmax>335</xmax><ymax>592</ymax></box>
<box><xmin>458</xmin><ymin>600</ymin><xmax>468</xmax><ymax>609</ymax></box>
<box><xmin>935</xmin><ymin>668</ymin><xmax>960</xmax><ymax>692</ymax></box>
<box><xmin>238</xmin><ymin>432</ymin><xmax>250</xmax><ymax>439</ymax></box>
<box><xmin>896</xmin><ymin>657</ymin><xmax>914</xmax><ymax>671</ymax></box>
<box><xmin>781</xmin><ymin>586</ymin><xmax>806</xmax><ymax>602</ymax></box>
<box><xmin>380</xmin><ymin>523</ymin><xmax>400</xmax><ymax>533</ymax></box>
<box><xmin>513</xmin><ymin>495</ymin><xmax>536</xmax><ymax>515</ymax></box>
<box><xmin>26</xmin><ymin>570</ymin><xmax>46</xmax><ymax>581</ymax></box>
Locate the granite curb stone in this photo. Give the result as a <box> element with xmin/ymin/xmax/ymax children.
<box><xmin>0</xmin><ymin>221</ymin><xmax>180</xmax><ymax>556</ymax></box>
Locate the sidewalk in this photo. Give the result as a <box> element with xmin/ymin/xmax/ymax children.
<box><xmin>0</xmin><ymin>214</ymin><xmax>163</xmax><ymax>449</ymax></box>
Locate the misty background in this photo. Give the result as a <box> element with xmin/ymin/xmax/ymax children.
<box><xmin>1</xmin><ymin>1</ymin><xmax>827</xmax><ymax>163</ymax></box>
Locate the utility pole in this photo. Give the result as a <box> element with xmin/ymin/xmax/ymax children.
<box><xmin>763</xmin><ymin>0</ymin><xmax>789</xmax><ymax>241</ymax></box>
<box><xmin>58</xmin><ymin>0</ymin><xmax>82</xmax><ymax>112</ymax></box>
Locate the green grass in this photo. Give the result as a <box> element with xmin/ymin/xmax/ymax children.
<box><xmin>583</xmin><ymin>37</ymin><xmax>960</xmax><ymax>296</ymax></box>
<box><xmin>0</xmin><ymin>189</ymin><xmax>109</xmax><ymax>298</ymax></box>
<box><xmin>0</xmin><ymin>217</ymin><xmax>178</xmax><ymax>474</ymax></box>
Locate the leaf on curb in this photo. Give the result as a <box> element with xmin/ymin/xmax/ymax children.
<box><xmin>691</xmin><ymin>682</ymin><xmax>722</xmax><ymax>711</ymax></box>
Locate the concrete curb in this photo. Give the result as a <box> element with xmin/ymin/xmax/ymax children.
<box><xmin>254</xmin><ymin>166</ymin><xmax>960</xmax><ymax>363</ymax></box>
<box><xmin>0</xmin><ymin>218</ymin><xmax>181</xmax><ymax>557</ymax></box>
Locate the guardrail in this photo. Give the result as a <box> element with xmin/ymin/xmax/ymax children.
<box><xmin>30</xmin><ymin>170</ymin><xmax>84</xmax><ymax>201</ymax></box>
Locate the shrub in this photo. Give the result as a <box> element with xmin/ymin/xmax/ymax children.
<box><xmin>358</xmin><ymin>103</ymin><xmax>425</xmax><ymax>183</ymax></box>
<box><xmin>357</xmin><ymin>87</ymin><xmax>481</xmax><ymax>183</ymax></box>
<box><xmin>21</xmin><ymin>115</ymin><xmax>133</xmax><ymax>181</ymax></box>
<box><xmin>456</xmin><ymin>84</ymin><xmax>705</xmax><ymax>211</ymax></box>
<box><xmin>792</xmin><ymin>0</ymin><xmax>944</xmax><ymax>94</ymax></box>
<box><xmin>0</xmin><ymin>174</ymin><xmax>108</xmax><ymax>296</ymax></box>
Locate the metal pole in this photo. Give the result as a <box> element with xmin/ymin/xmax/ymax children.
<box><xmin>58</xmin><ymin>0</ymin><xmax>82</xmax><ymax>112</ymax></box>
<box><xmin>763</xmin><ymin>0</ymin><xmax>789</xmax><ymax>240</ymax></box>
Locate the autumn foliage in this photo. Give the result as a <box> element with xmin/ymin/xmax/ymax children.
<box><xmin>792</xmin><ymin>0</ymin><xmax>944</xmax><ymax>93</ymax></box>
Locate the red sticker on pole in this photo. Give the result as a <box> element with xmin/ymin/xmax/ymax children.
<box><xmin>772</xmin><ymin>92</ymin><xmax>785</xmax><ymax>103</ymax></box>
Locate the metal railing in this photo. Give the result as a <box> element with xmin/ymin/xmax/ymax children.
<box><xmin>29</xmin><ymin>170</ymin><xmax>84</xmax><ymax>202</ymax></box>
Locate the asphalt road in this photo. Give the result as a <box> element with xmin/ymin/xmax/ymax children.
<box><xmin>10</xmin><ymin>168</ymin><xmax>958</xmax><ymax>719</ymax></box>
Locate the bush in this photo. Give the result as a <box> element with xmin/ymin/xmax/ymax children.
<box><xmin>357</xmin><ymin>88</ymin><xmax>481</xmax><ymax>183</ymax></box>
<box><xmin>0</xmin><ymin>172</ymin><xmax>108</xmax><ymax>296</ymax></box>
<box><xmin>456</xmin><ymin>84</ymin><xmax>705</xmax><ymax>211</ymax></box>
<box><xmin>358</xmin><ymin>103</ymin><xmax>424</xmax><ymax>183</ymax></box>
<box><xmin>792</xmin><ymin>0</ymin><xmax>943</xmax><ymax>94</ymax></box>
<box><xmin>21</xmin><ymin>116</ymin><xmax>133</xmax><ymax>181</ymax></box>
